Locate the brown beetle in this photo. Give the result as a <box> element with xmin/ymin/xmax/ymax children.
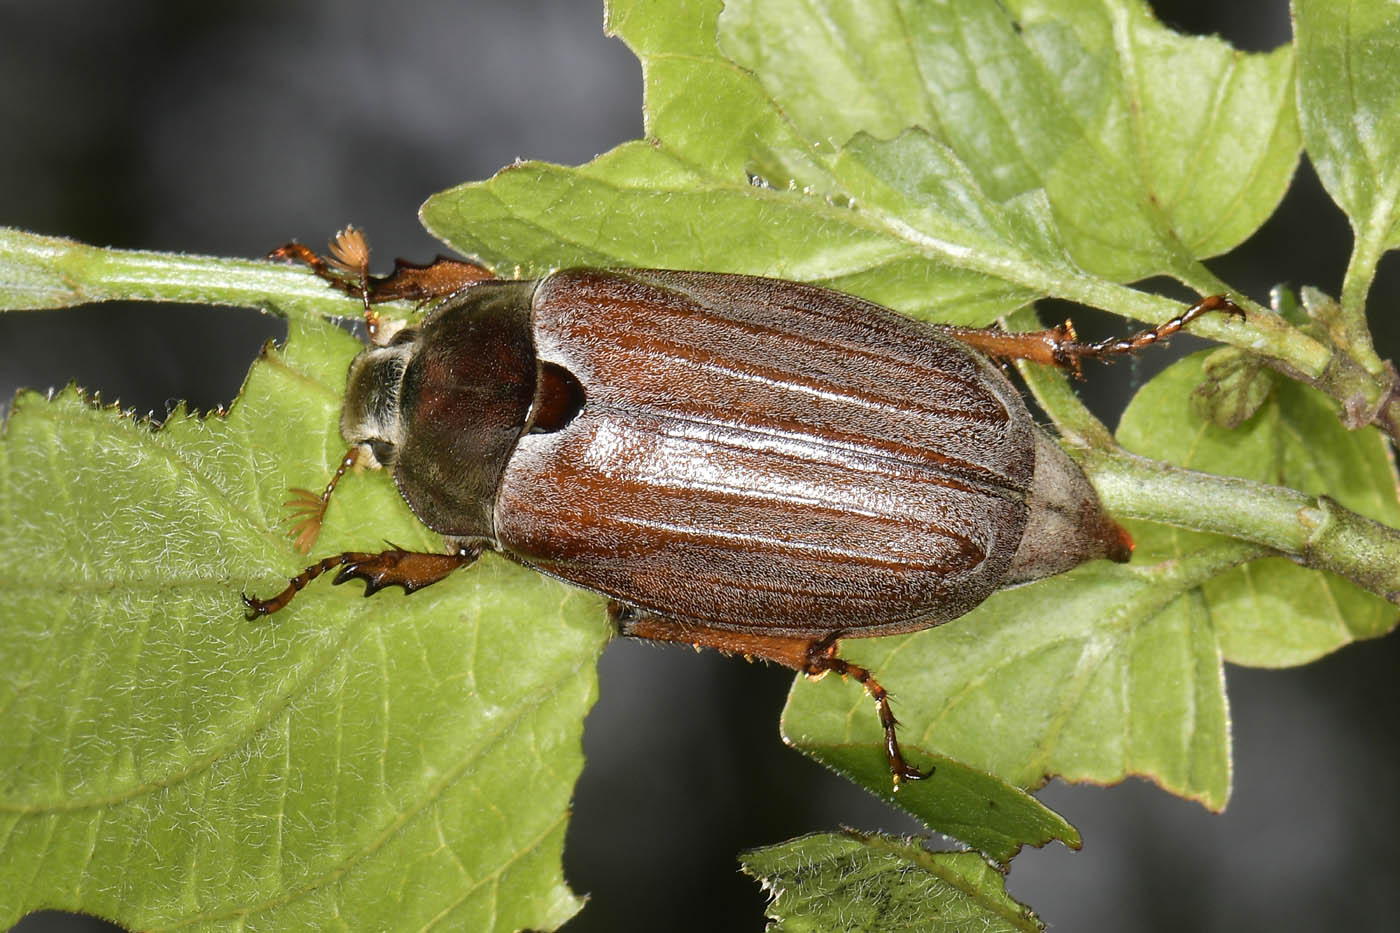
<box><xmin>246</xmin><ymin>229</ymin><xmax>1240</xmax><ymax>783</ymax></box>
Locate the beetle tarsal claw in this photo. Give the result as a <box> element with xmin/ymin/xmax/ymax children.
<box><xmin>239</xmin><ymin>591</ymin><xmax>266</xmax><ymax>621</ymax></box>
<box><xmin>891</xmin><ymin>758</ymin><xmax>934</xmax><ymax>789</ymax></box>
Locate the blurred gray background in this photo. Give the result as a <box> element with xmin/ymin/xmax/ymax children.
<box><xmin>2</xmin><ymin>1</ymin><xmax>1398</xmax><ymax>930</ymax></box>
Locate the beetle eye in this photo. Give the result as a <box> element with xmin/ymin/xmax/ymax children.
<box><xmin>388</xmin><ymin>328</ymin><xmax>419</xmax><ymax>347</ymax></box>
<box><xmin>368</xmin><ymin>439</ymin><xmax>397</xmax><ymax>466</ymax></box>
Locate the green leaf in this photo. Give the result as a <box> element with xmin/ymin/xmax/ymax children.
<box><xmin>785</xmin><ymin>554</ymin><xmax>1235</xmax><ymax>811</ymax></box>
<box><xmin>783</xmin><ymin>738</ymin><xmax>1080</xmax><ymax>867</ymax></box>
<box><xmin>1117</xmin><ymin>351</ymin><xmax>1400</xmax><ymax>667</ymax></box>
<box><xmin>718</xmin><ymin>0</ymin><xmax>1298</xmax><ymax>277</ymax></box>
<box><xmin>0</xmin><ymin>317</ymin><xmax>609</xmax><ymax>930</ymax></box>
<box><xmin>1189</xmin><ymin>346</ymin><xmax>1280</xmax><ymax>429</ymax></box>
<box><xmin>424</xmin><ymin>0</ymin><xmax>1297</xmax><ymax>327</ymax></box>
<box><xmin>1295</xmin><ymin>0</ymin><xmax>1400</xmax><ymax>285</ymax></box>
<box><xmin>742</xmin><ymin>831</ymin><xmax>1043</xmax><ymax>933</ymax></box>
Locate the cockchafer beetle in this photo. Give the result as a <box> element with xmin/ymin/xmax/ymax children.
<box><xmin>245</xmin><ymin>228</ymin><xmax>1242</xmax><ymax>784</ymax></box>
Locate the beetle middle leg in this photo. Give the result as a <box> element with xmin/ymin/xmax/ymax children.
<box><xmin>941</xmin><ymin>294</ymin><xmax>1245</xmax><ymax>373</ymax></box>
<box><xmin>609</xmin><ymin>602</ymin><xmax>929</xmax><ymax>785</ymax></box>
<box><xmin>243</xmin><ymin>543</ymin><xmax>482</xmax><ymax>618</ymax></box>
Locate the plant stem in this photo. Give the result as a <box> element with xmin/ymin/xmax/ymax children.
<box><xmin>1076</xmin><ymin>447</ymin><xmax>1400</xmax><ymax>602</ymax></box>
<box><xmin>1338</xmin><ymin>225</ymin><xmax>1391</xmax><ymax>378</ymax></box>
<box><xmin>1017</xmin><ymin>350</ymin><xmax>1400</xmax><ymax>601</ymax></box>
<box><xmin>1012</xmin><ymin>352</ymin><xmax>1114</xmax><ymax>448</ymax></box>
<box><xmin>0</xmin><ymin>227</ymin><xmax>365</xmax><ymax>319</ymax></box>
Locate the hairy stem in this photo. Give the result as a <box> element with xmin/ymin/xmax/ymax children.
<box><xmin>1077</xmin><ymin>447</ymin><xmax>1400</xmax><ymax>603</ymax></box>
<box><xmin>0</xmin><ymin>227</ymin><xmax>365</xmax><ymax>319</ymax></box>
<box><xmin>1018</xmin><ymin>355</ymin><xmax>1400</xmax><ymax>602</ymax></box>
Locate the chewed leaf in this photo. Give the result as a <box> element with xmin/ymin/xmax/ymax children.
<box><xmin>0</xmin><ymin>316</ymin><xmax>609</xmax><ymax>930</ymax></box>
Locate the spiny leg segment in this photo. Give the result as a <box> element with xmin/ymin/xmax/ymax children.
<box><xmin>243</xmin><ymin>545</ymin><xmax>481</xmax><ymax>618</ymax></box>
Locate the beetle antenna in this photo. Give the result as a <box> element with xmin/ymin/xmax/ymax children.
<box><xmin>326</xmin><ymin>226</ymin><xmax>375</xmax><ymax>320</ymax></box>
<box><xmin>284</xmin><ymin>446</ymin><xmax>362</xmax><ymax>553</ymax></box>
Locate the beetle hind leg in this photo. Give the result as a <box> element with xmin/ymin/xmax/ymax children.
<box><xmin>803</xmin><ymin>631</ymin><xmax>930</xmax><ymax>785</ymax></box>
<box><xmin>609</xmin><ymin>602</ymin><xmax>929</xmax><ymax>785</ymax></box>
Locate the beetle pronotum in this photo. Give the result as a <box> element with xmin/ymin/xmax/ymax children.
<box><xmin>245</xmin><ymin>228</ymin><xmax>1241</xmax><ymax>784</ymax></box>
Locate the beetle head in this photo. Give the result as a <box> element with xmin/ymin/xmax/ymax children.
<box><xmin>340</xmin><ymin>330</ymin><xmax>419</xmax><ymax>469</ymax></box>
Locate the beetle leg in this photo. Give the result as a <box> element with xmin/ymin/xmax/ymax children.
<box><xmin>268</xmin><ymin>227</ymin><xmax>495</xmax><ymax>307</ymax></box>
<box><xmin>368</xmin><ymin>254</ymin><xmax>497</xmax><ymax>304</ymax></box>
<box><xmin>609</xmin><ymin>601</ymin><xmax>813</xmax><ymax>663</ymax></box>
<box><xmin>608</xmin><ymin>602</ymin><xmax>929</xmax><ymax>785</ymax></box>
<box><xmin>802</xmin><ymin>631</ymin><xmax>931</xmax><ymax>786</ymax></box>
<box><xmin>243</xmin><ymin>543</ymin><xmax>481</xmax><ymax>618</ymax></box>
<box><xmin>941</xmin><ymin>294</ymin><xmax>1245</xmax><ymax>374</ymax></box>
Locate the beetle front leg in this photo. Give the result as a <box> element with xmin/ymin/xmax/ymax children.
<box><xmin>609</xmin><ymin>602</ymin><xmax>929</xmax><ymax>785</ymax></box>
<box><xmin>243</xmin><ymin>543</ymin><xmax>482</xmax><ymax>618</ymax></box>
